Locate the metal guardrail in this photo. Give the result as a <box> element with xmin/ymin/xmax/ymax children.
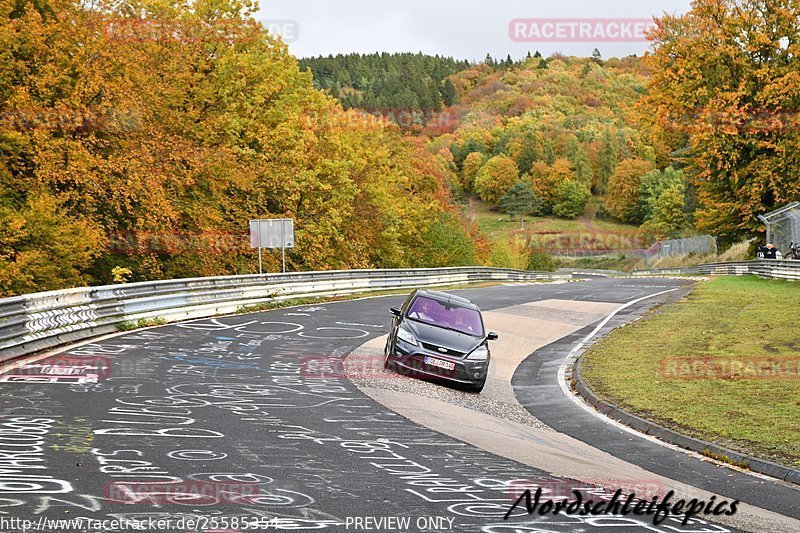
<box><xmin>0</xmin><ymin>267</ymin><xmax>569</xmax><ymax>365</ymax></box>
<box><xmin>633</xmin><ymin>259</ymin><xmax>800</xmax><ymax>280</ymax></box>
<box><xmin>558</xmin><ymin>268</ymin><xmax>628</xmax><ymax>277</ymax></box>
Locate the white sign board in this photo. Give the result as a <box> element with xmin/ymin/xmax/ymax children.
<box><xmin>249</xmin><ymin>219</ymin><xmax>294</xmax><ymax>249</ymax></box>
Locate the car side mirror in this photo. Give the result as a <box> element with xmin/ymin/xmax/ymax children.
<box><xmin>390</xmin><ymin>307</ymin><xmax>402</xmax><ymax>318</ymax></box>
<box><xmin>487</xmin><ymin>332</ymin><xmax>499</xmax><ymax>341</ymax></box>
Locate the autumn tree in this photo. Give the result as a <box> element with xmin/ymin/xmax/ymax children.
<box><xmin>474</xmin><ymin>156</ymin><xmax>519</xmax><ymax>204</ymax></box>
<box><xmin>513</xmin><ymin>132</ymin><xmax>543</xmax><ymax>175</ymax></box>
<box><xmin>641</xmin><ymin>0</ymin><xmax>800</xmax><ymax>243</ymax></box>
<box><xmin>606</xmin><ymin>159</ymin><xmax>654</xmax><ymax>223</ymax></box>
<box><xmin>597</xmin><ymin>127</ymin><xmax>619</xmax><ymax>194</ymax></box>
<box><xmin>527</xmin><ymin>159</ymin><xmax>575</xmax><ymax>215</ymax></box>
<box><xmin>461</xmin><ymin>152</ymin><xmax>485</xmax><ymax>192</ymax></box>
<box><xmin>0</xmin><ymin>0</ymin><xmax>478</xmax><ymax>295</ymax></box>
<box><xmin>636</xmin><ymin>167</ymin><xmax>686</xmax><ymax>223</ymax></box>
<box><xmin>567</xmin><ymin>137</ymin><xmax>593</xmax><ymax>187</ymax></box>
<box><xmin>643</xmin><ymin>183</ymin><xmax>688</xmax><ymax>238</ymax></box>
<box><xmin>416</xmin><ymin>212</ymin><xmax>476</xmax><ymax>266</ymax></box>
<box><xmin>0</xmin><ymin>194</ymin><xmax>105</xmax><ymax>296</ymax></box>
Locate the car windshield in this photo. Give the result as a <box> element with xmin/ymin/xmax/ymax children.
<box><xmin>406</xmin><ymin>296</ymin><xmax>484</xmax><ymax>337</ymax></box>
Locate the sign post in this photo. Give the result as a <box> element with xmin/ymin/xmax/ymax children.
<box><xmin>249</xmin><ymin>219</ymin><xmax>294</xmax><ymax>274</ymax></box>
<box><xmin>281</xmin><ymin>221</ymin><xmax>286</xmax><ymax>273</ymax></box>
<box><xmin>257</xmin><ymin>222</ymin><xmax>263</xmax><ymax>274</ymax></box>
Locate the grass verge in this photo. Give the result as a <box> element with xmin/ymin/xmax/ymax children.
<box><xmin>117</xmin><ymin>317</ymin><xmax>168</xmax><ymax>331</ymax></box>
<box><xmin>580</xmin><ymin>276</ymin><xmax>800</xmax><ymax>469</ymax></box>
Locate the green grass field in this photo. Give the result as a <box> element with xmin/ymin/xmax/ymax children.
<box><xmin>580</xmin><ymin>276</ymin><xmax>800</xmax><ymax>468</ymax></box>
<box><xmin>466</xmin><ymin>195</ymin><xmax>644</xmax><ymax>271</ymax></box>
<box><xmin>466</xmin><ymin>196</ymin><xmax>639</xmax><ymax>242</ymax></box>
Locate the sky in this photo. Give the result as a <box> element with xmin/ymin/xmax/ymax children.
<box><xmin>257</xmin><ymin>0</ymin><xmax>694</xmax><ymax>61</ymax></box>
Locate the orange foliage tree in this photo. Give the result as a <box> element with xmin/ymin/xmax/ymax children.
<box><xmin>0</xmin><ymin>0</ymin><xmax>477</xmax><ymax>296</ymax></box>
<box><xmin>641</xmin><ymin>0</ymin><xmax>800</xmax><ymax>242</ymax></box>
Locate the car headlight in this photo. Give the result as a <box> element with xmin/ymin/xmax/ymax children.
<box><xmin>396</xmin><ymin>327</ymin><xmax>418</xmax><ymax>346</ymax></box>
<box><xmin>466</xmin><ymin>344</ymin><xmax>489</xmax><ymax>361</ymax></box>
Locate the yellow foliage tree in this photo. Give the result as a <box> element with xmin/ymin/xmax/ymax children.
<box><xmin>474</xmin><ymin>156</ymin><xmax>519</xmax><ymax>204</ymax></box>
<box><xmin>605</xmin><ymin>159</ymin><xmax>654</xmax><ymax>223</ymax></box>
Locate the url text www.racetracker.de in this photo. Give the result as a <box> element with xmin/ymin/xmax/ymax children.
<box><xmin>0</xmin><ymin>515</ymin><xmax>456</xmax><ymax>531</ymax></box>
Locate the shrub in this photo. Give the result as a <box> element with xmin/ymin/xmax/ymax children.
<box><xmin>527</xmin><ymin>248</ymin><xmax>557</xmax><ymax>272</ymax></box>
<box><xmin>552</xmin><ymin>180</ymin><xmax>591</xmax><ymax>219</ymax></box>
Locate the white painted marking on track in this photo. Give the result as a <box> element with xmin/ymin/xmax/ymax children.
<box><xmin>557</xmin><ymin>289</ymin><xmax>683</xmax><ymax>442</ymax></box>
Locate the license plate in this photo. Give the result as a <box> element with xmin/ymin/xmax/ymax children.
<box><xmin>424</xmin><ymin>356</ymin><xmax>455</xmax><ymax>371</ymax></box>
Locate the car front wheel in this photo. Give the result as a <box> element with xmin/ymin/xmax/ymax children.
<box><xmin>468</xmin><ymin>375</ymin><xmax>487</xmax><ymax>393</ymax></box>
<box><xmin>383</xmin><ymin>342</ymin><xmax>394</xmax><ymax>370</ymax></box>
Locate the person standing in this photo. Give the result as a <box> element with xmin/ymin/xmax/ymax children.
<box><xmin>762</xmin><ymin>243</ymin><xmax>778</xmax><ymax>259</ymax></box>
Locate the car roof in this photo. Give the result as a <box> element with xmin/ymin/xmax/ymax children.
<box><xmin>415</xmin><ymin>289</ymin><xmax>478</xmax><ymax>310</ymax></box>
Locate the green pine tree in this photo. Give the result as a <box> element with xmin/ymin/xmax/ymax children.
<box><xmin>500</xmin><ymin>182</ymin><xmax>537</xmax><ymax>228</ymax></box>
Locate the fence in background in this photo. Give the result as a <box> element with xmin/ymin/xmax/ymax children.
<box><xmin>644</xmin><ymin>235</ymin><xmax>717</xmax><ymax>265</ymax></box>
<box><xmin>764</xmin><ymin>204</ymin><xmax>800</xmax><ymax>255</ymax></box>
<box><xmin>0</xmin><ymin>267</ymin><xmax>569</xmax><ymax>365</ymax></box>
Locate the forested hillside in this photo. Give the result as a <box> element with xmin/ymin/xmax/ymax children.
<box><xmin>299</xmin><ymin>53</ymin><xmax>469</xmax><ymax>112</ymax></box>
<box><xmin>0</xmin><ymin>0</ymin><xmax>478</xmax><ymax>296</ymax></box>
<box><xmin>4</xmin><ymin>0</ymin><xmax>797</xmax><ymax>297</ymax></box>
<box><xmin>302</xmin><ymin>3</ymin><xmax>800</xmax><ymax>254</ymax></box>
<box><xmin>438</xmin><ymin>54</ymin><xmax>659</xmax><ymax>200</ymax></box>
<box><xmin>301</xmin><ymin>51</ymin><xmax>685</xmax><ymax>241</ymax></box>
<box><xmin>426</xmin><ymin>54</ymin><xmax>668</xmax><ymax>267</ymax></box>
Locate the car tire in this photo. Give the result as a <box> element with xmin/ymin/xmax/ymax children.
<box><xmin>468</xmin><ymin>376</ymin><xmax>486</xmax><ymax>394</ymax></box>
<box><xmin>384</xmin><ymin>343</ymin><xmax>395</xmax><ymax>370</ymax></box>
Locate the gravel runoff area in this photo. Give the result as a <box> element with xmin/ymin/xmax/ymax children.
<box><xmin>343</xmin><ymin>298</ymin><xmax>625</xmax><ymax>432</ymax></box>
<box><xmin>343</xmin><ymin>340</ymin><xmax>554</xmax><ymax>431</ymax></box>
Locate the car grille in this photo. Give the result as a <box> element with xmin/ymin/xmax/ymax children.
<box><xmin>403</xmin><ymin>355</ymin><xmax>472</xmax><ymax>381</ymax></box>
<box><xmin>421</xmin><ymin>342</ymin><xmax>464</xmax><ymax>358</ymax></box>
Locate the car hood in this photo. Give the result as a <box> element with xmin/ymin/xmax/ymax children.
<box><xmin>404</xmin><ymin>319</ymin><xmax>484</xmax><ymax>354</ymax></box>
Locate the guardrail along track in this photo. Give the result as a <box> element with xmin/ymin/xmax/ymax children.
<box><xmin>0</xmin><ymin>267</ymin><xmax>568</xmax><ymax>364</ymax></box>
<box><xmin>633</xmin><ymin>259</ymin><xmax>800</xmax><ymax>280</ymax></box>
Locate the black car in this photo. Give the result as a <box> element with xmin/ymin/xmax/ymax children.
<box><xmin>384</xmin><ymin>289</ymin><xmax>498</xmax><ymax>393</ymax></box>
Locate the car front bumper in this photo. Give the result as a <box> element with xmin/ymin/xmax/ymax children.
<box><xmin>390</xmin><ymin>340</ymin><xmax>488</xmax><ymax>385</ymax></box>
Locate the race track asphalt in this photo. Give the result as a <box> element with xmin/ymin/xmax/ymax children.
<box><xmin>1</xmin><ymin>278</ymin><xmax>783</xmax><ymax>533</ymax></box>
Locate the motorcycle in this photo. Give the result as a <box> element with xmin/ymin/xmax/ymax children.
<box><xmin>787</xmin><ymin>242</ymin><xmax>800</xmax><ymax>260</ymax></box>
